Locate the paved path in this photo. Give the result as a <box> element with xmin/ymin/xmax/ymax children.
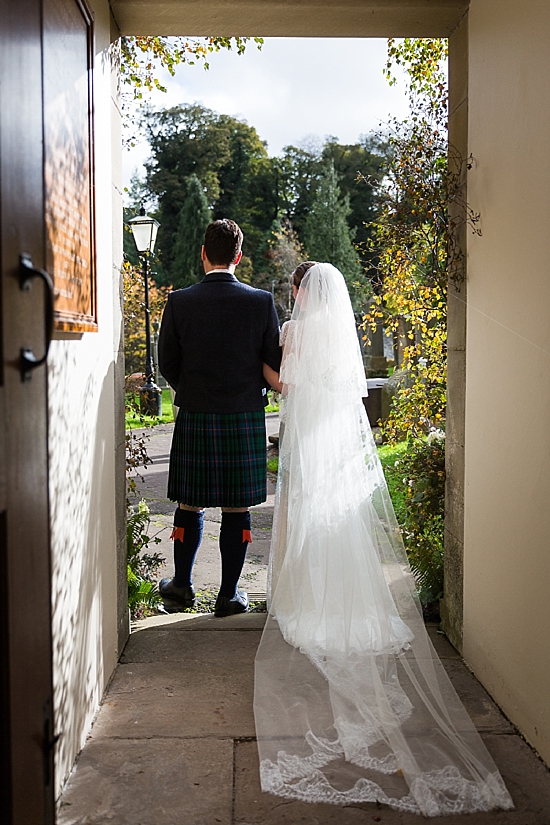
<box><xmin>58</xmin><ymin>416</ymin><xmax>550</xmax><ymax>824</ymax></box>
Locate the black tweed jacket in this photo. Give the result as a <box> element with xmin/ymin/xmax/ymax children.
<box><xmin>158</xmin><ymin>270</ymin><xmax>281</xmax><ymax>413</ymax></box>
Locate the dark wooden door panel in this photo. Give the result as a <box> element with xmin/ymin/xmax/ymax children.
<box><xmin>0</xmin><ymin>0</ymin><xmax>55</xmax><ymax>822</ymax></box>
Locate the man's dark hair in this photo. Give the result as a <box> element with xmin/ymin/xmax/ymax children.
<box><xmin>204</xmin><ymin>219</ymin><xmax>243</xmax><ymax>266</ymax></box>
<box><xmin>292</xmin><ymin>261</ymin><xmax>317</xmax><ymax>288</ymax></box>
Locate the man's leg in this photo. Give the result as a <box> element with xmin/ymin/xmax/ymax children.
<box><xmin>215</xmin><ymin>507</ymin><xmax>252</xmax><ymax>617</ymax></box>
<box><xmin>159</xmin><ymin>504</ymin><xmax>204</xmax><ymax>611</ymax></box>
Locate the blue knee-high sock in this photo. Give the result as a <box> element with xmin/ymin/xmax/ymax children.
<box><xmin>219</xmin><ymin>511</ymin><xmax>251</xmax><ymax>598</ymax></box>
<box><xmin>171</xmin><ymin>508</ymin><xmax>204</xmax><ymax>588</ymax></box>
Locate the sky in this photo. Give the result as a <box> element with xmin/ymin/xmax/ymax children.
<box><xmin>122</xmin><ymin>38</ymin><xmax>411</xmax><ymax>193</ymax></box>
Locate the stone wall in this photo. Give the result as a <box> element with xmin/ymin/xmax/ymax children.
<box><xmin>463</xmin><ymin>0</ymin><xmax>550</xmax><ymax>766</ymax></box>
<box><xmin>441</xmin><ymin>9</ymin><xmax>469</xmax><ymax>652</ymax></box>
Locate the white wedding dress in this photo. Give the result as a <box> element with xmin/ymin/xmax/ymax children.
<box><xmin>253</xmin><ymin>263</ymin><xmax>513</xmax><ymax>816</ymax></box>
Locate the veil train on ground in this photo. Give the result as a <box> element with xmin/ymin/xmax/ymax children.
<box><xmin>253</xmin><ymin>263</ymin><xmax>513</xmax><ymax>816</ymax></box>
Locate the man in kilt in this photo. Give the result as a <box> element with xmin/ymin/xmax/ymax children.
<box><xmin>157</xmin><ymin>219</ymin><xmax>281</xmax><ymax>617</ymax></box>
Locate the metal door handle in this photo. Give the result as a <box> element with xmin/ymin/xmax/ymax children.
<box><xmin>43</xmin><ymin>698</ymin><xmax>62</xmax><ymax>788</ymax></box>
<box><xmin>19</xmin><ymin>253</ymin><xmax>54</xmax><ymax>381</ymax></box>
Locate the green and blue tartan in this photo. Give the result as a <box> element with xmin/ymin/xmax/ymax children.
<box><xmin>167</xmin><ymin>410</ymin><xmax>267</xmax><ymax>508</ymax></box>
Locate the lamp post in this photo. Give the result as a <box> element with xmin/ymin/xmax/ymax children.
<box><xmin>128</xmin><ymin>208</ymin><xmax>162</xmax><ymax>417</ymax></box>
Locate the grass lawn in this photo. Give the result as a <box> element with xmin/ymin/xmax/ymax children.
<box><xmin>125</xmin><ymin>388</ymin><xmax>175</xmax><ymax>430</ymax></box>
<box><xmin>376</xmin><ymin>441</ymin><xmax>408</xmax><ymax>525</ymax></box>
<box><xmin>126</xmin><ymin>390</ymin><xmax>279</xmax><ymax>430</ymax></box>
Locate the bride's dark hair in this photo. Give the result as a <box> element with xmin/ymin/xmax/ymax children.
<box><xmin>292</xmin><ymin>261</ymin><xmax>317</xmax><ymax>288</ymax></box>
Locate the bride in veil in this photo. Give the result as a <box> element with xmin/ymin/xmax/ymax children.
<box><xmin>254</xmin><ymin>262</ymin><xmax>513</xmax><ymax>816</ymax></box>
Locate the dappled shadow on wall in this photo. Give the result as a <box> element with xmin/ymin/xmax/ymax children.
<box><xmin>48</xmin><ymin>344</ymin><xmax>118</xmax><ymax>792</ymax></box>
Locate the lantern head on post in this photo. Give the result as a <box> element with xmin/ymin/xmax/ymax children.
<box><xmin>128</xmin><ymin>207</ymin><xmax>159</xmax><ymax>255</ymax></box>
<box><xmin>128</xmin><ymin>207</ymin><xmax>163</xmax><ymax>418</ymax></box>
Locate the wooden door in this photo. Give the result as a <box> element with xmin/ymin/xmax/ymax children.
<box><xmin>0</xmin><ymin>0</ymin><xmax>56</xmax><ymax>822</ymax></box>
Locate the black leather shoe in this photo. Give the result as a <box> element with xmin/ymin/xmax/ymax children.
<box><xmin>214</xmin><ymin>590</ymin><xmax>249</xmax><ymax>618</ymax></box>
<box><xmin>159</xmin><ymin>578</ymin><xmax>195</xmax><ymax>609</ymax></box>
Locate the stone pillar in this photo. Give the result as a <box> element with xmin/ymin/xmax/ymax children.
<box><xmin>441</xmin><ymin>10</ymin><xmax>468</xmax><ymax>652</ymax></box>
<box><xmin>363</xmin><ymin>313</ymin><xmax>388</xmax><ymax>377</ymax></box>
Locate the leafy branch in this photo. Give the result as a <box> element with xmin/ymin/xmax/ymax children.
<box><xmin>120</xmin><ymin>36</ymin><xmax>264</xmax><ymax>98</ymax></box>
<box><xmin>362</xmin><ymin>38</ymin><xmax>480</xmax><ymax>441</ymax></box>
<box><xmin>115</xmin><ymin>36</ymin><xmax>263</xmax><ymax>145</ymax></box>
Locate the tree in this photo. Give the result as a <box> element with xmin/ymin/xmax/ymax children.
<box><xmin>142</xmin><ymin>104</ymin><xmax>269</xmax><ymax>282</ymax></box>
<box><xmin>118</xmin><ymin>36</ymin><xmax>263</xmax><ymax>142</ymax></box>
<box><xmin>322</xmin><ymin>137</ymin><xmax>384</xmax><ymax>267</ymax></box>
<box><xmin>123</xmin><ymin>172</ymin><xmax>152</xmax><ymax>268</ymax></box>
<box><xmin>365</xmin><ymin>39</ymin><xmax>450</xmax><ymax>441</ymax></box>
<box><xmin>365</xmin><ymin>38</ymin><xmax>472</xmax><ymax>604</ymax></box>
<box><xmin>171</xmin><ymin>174</ymin><xmax>212</xmax><ymax>289</ymax></box>
<box><xmin>274</xmin><ymin>139</ymin><xmax>384</xmax><ymax>262</ymax></box>
<box><xmin>277</xmin><ymin>144</ymin><xmax>324</xmax><ymax>239</ymax></box>
<box><xmin>229</xmin><ymin>155</ymin><xmax>280</xmax><ymax>270</ymax></box>
<box><xmin>123</xmin><ymin>260</ymin><xmax>169</xmax><ymax>376</ymax></box>
<box><xmin>365</xmin><ymin>38</ymin><xmax>478</xmax><ymax>441</ymax></box>
<box><xmin>255</xmin><ymin>218</ymin><xmax>304</xmax><ymax>320</ymax></box>
<box><xmin>137</xmin><ymin>103</ymin><xmax>386</xmax><ymax>291</ymax></box>
<box><xmin>304</xmin><ymin>162</ymin><xmax>363</xmax><ymax>306</ymax></box>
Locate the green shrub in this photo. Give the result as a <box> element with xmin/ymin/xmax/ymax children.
<box><xmin>267</xmin><ymin>457</ymin><xmax>279</xmax><ymax>474</ymax></box>
<box><xmin>265</xmin><ymin>391</ymin><xmax>279</xmax><ymax>413</ymax></box>
<box><xmin>127</xmin><ymin>500</ymin><xmax>165</xmax><ymax>620</ymax></box>
<box><xmin>395</xmin><ymin>432</ymin><xmax>445</xmax><ymax>605</ymax></box>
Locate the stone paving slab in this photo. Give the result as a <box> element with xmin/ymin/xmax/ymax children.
<box><xmin>234</xmin><ymin>735</ymin><xmax>550</xmax><ymax>825</ymax></box>
<box><xmin>90</xmin><ymin>656</ymin><xmax>258</xmax><ymax>740</ymax></box>
<box><xmin>57</xmin><ymin>738</ymin><xmax>233</xmax><ymax>825</ymax></box>
<box><xmin>121</xmin><ymin>628</ymin><xmax>262</xmax><ymax>663</ymax></box>
<box><xmin>59</xmin><ymin>629</ymin><xmax>550</xmax><ymax>824</ymax></box>
<box><xmin>425</xmin><ymin>623</ymin><xmax>462</xmax><ymax>660</ymax></box>
<box><xmin>133</xmin><ymin>611</ymin><xmax>268</xmax><ymax>632</ymax></box>
<box><xmin>122</xmin><ymin>617</ymin><xmax>510</xmax><ymax>734</ymax></box>
<box><xmin>437</xmin><ymin>660</ymin><xmax>514</xmax><ymax>733</ymax></box>
<box><xmin>479</xmin><ymin>734</ymin><xmax>550</xmax><ymax>824</ymax></box>
<box><xmin>97</xmin><ymin>615</ymin><xmax>512</xmax><ymax>745</ymax></box>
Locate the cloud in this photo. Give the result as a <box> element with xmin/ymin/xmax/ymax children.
<box><xmin>123</xmin><ymin>37</ymin><xmax>410</xmax><ymax>187</ymax></box>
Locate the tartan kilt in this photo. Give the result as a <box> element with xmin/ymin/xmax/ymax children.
<box><xmin>167</xmin><ymin>410</ymin><xmax>267</xmax><ymax>508</ymax></box>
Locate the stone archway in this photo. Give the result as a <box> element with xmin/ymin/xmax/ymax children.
<box><xmin>110</xmin><ymin>0</ymin><xmax>471</xmax><ymax>650</ymax></box>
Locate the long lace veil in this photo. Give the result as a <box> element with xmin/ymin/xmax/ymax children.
<box><xmin>253</xmin><ymin>263</ymin><xmax>513</xmax><ymax>816</ymax></box>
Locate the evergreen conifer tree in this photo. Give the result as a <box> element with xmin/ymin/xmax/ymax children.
<box><xmin>304</xmin><ymin>162</ymin><xmax>363</xmax><ymax>306</ymax></box>
<box><xmin>171</xmin><ymin>174</ymin><xmax>212</xmax><ymax>289</ymax></box>
<box><xmin>256</xmin><ymin>218</ymin><xmax>303</xmax><ymax>319</ymax></box>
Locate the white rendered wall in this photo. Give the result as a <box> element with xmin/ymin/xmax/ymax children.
<box><xmin>48</xmin><ymin>0</ymin><xmax>125</xmax><ymax>793</ymax></box>
<box><xmin>464</xmin><ymin>0</ymin><xmax>550</xmax><ymax>766</ymax></box>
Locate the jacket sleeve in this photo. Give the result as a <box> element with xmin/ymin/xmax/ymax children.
<box><xmin>261</xmin><ymin>293</ymin><xmax>282</xmax><ymax>372</ymax></box>
<box><xmin>158</xmin><ymin>293</ymin><xmax>181</xmax><ymax>390</ymax></box>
